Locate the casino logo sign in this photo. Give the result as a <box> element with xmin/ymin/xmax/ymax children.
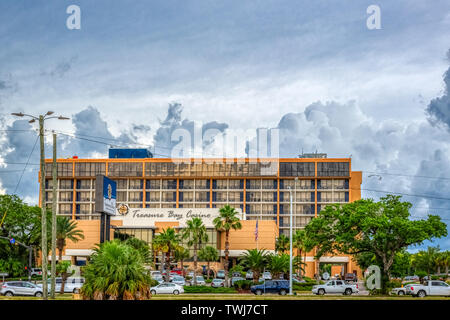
<box><xmin>117</xmin><ymin>203</ymin><xmax>129</xmax><ymax>216</ymax></box>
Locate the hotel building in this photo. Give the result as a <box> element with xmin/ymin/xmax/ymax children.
<box><xmin>42</xmin><ymin>151</ymin><xmax>362</xmax><ymax>277</ymax></box>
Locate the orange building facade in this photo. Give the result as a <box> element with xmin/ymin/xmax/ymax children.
<box><xmin>41</xmin><ymin>156</ymin><xmax>362</xmax><ymax>278</ymax></box>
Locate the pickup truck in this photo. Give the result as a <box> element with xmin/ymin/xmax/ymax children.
<box><xmin>312</xmin><ymin>280</ymin><xmax>359</xmax><ymax>295</ymax></box>
<box><xmin>406</xmin><ymin>280</ymin><xmax>450</xmax><ymax>297</ymax></box>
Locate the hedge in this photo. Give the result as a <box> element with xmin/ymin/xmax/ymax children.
<box><xmin>183</xmin><ymin>286</ymin><xmax>237</xmax><ymax>293</ymax></box>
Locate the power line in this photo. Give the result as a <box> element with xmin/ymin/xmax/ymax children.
<box><xmin>13</xmin><ymin>135</ymin><xmax>39</xmax><ymax>194</ymax></box>
<box><xmin>365</xmin><ymin>171</ymin><xmax>450</xmax><ymax>182</ymax></box>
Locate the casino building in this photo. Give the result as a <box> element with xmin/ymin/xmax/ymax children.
<box><xmin>41</xmin><ymin>150</ymin><xmax>363</xmax><ymax>278</ymax></box>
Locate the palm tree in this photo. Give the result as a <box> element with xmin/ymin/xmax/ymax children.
<box><xmin>199</xmin><ymin>246</ymin><xmax>219</xmax><ymax>280</ymax></box>
<box><xmin>174</xmin><ymin>246</ymin><xmax>190</xmax><ymax>276</ymax></box>
<box><xmin>157</xmin><ymin>228</ymin><xmax>181</xmax><ymax>280</ymax></box>
<box><xmin>80</xmin><ymin>240</ymin><xmax>151</xmax><ymax>300</ymax></box>
<box><xmin>123</xmin><ymin>237</ymin><xmax>151</xmax><ymax>264</ymax></box>
<box><xmin>267</xmin><ymin>254</ymin><xmax>290</xmax><ymax>279</ymax></box>
<box><xmin>213</xmin><ymin>205</ymin><xmax>242</xmax><ymax>287</ymax></box>
<box><xmin>181</xmin><ymin>217</ymin><xmax>208</xmax><ymax>285</ymax></box>
<box><xmin>56</xmin><ymin>216</ymin><xmax>84</xmax><ymax>261</ymax></box>
<box><xmin>275</xmin><ymin>234</ymin><xmax>289</xmax><ymax>254</ymax></box>
<box><xmin>239</xmin><ymin>249</ymin><xmax>268</xmax><ymax>283</ymax></box>
<box><xmin>292</xmin><ymin>229</ymin><xmax>312</xmax><ymax>280</ymax></box>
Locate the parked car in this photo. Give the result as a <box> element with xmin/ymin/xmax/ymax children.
<box><xmin>312</xmin><ymin>280</ymin><xmax>359</xmax><ymax>295</ymax></box>
<box><xmin>216</xmin><ymin>270</ymin><xmax>225</xmax><ymax>279</ymax></box>
<box><xmin>391</xmin><ymin>284</ymin><xmax>414</xmax><ymax>296</ymax></box>
<box><xmin>187</xmin><ymin>271</ymin><xmax>195</xmax><ymax>278</ymax></box>
<box><xmin>211</xmin><ymin>278</ymin><xmax>225</xmax><ymax>288</ymax></box>
<box><xmin>404</xmin><ymin>275</ymin><xmax>419</xmax><ymax>281</ymax></box>
<box><xmin>344</xmin><ymin>273</ymin><xmax>357</xmax><ymax>282</ymax></box>
<box><xmin>39</xmin><ymin>277</ymin><xmax>85</xmax><ymax>293</ymax></box>
<box><xmin>1</xmin><ymin>281</ymin><xmax>43</xmax><ymax>297</ymax></box>
<box><xmin>194</xmin><ymin>276</ymin><xmax>206</xmax><ymax>286</ymax></box>
<box><xmin>251</xmin><ymin>280</ymin><xmax>290</xmax><ymax>295</ymax></box>
<box><xmin>170</xmin><ymin>268</ymin><xmax>183</xmax><ymax>276</ymax></box>
<box><xmin>262</xmin><ymin>272</ymin><xmax>272</xmax><ymax>280</ymax></box>
<box><xmin>246</xmin><ymin>271</ymin><xmax>254</xmax><ymax>280</ymax></box>
<box><xmin>150</xmin><ymin>271</ymin><xmax>162</xmax><ymax>278</ymax></box>
<box><xmin>231</xmin><ymin>276</ymin><xmax>245</xmax><ymax>286</ymax></box>
<box><xmin>153</xmin><ymin>275</ymin><xmax>164</xmax><ymax>284</ymax></box>
<box><xmin>30</xmin><ymin>268</ymin><xmax>43</xmax><ymax>277</ymax></box>
<box><xmin>171</xmin><ymin>276</ymin><xmax>186</xmax><ymax>286</ymax></box>
<box><xmin>406</xmin><ymin>280</ymin><xmax>450</xmax><ymax>297</ymax></box>
<box><xmin>232</xmin><ymin>272</ymin><xmax>242</xmax><ymax>277</ymax></box>
<box><xmin>292</xmin><ymin>277</ymin><xmax>306</xmax><ymax>283</ymax></box>
<box><xmin>150</xmin><ymin>283</ymin><xmax>184</xmax><ymax>295</ymax></box>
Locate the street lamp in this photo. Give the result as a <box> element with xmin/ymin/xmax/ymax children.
<box><xmin>11</xmin><ymin>111</ymin><xmax>69</xmax><ymax>300</ymax></box>
<box><xmin>287</xmin><ymin>177</ymin><xmax>298</xmax><ymax>295</ymax></box>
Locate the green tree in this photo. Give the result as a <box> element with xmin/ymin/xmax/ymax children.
<box><xmin>174</xmin><ymin>246</ymin><xmax>190</xmax><ymax>276</ymax></box>
<box><xmin>56</xmin><ymin>216</ymin><xmax>84</xmax><ymax>261</ymax></box>
<box><xmin>304</xmin><ymin>195</ymin><xmax>447</xmax><ymax>293</ymax></box>
<box><xmin>0</xmin><ymin>194</ymin><xmax>51</xmax><ymax>269</ymax></box>
<box><xmin>157</xmin><ymin>228</ymin><xmax>181</xmax><ymax>280</ymax></box>
<box><xmin>123</xmin><ymin>237</ymin><xmax>151</xmax><ymax>264</ymax></box>
<box><xmin>267</xmin><ymin>253</ymin><xmax>290</xmax><ymax>279</ymax></box>
<box><xmin>292</xmin><ymin>229</ymin><xmax>312</xmax><ymax>280</ymax></box>
<box><xmin>56</xmin><ymin>261</ymin><xmax>74</xmax><ymax>294</ymax></box>
<box><xmin>275</xmin><ymin>234</ymin><xmax>289</xmax><ymax>254</ymax></box>
<box><xmin>238</xmin><ymin>249</ymin><xmax>268</xmax><ymax>283</ymax></box>
<box><xmin>181</xmin><ymin>217</ymin><xmax>208</xmax><ymax>285</ymax></box>
<box><xmin>198</xmin><ymin>246</ymin><xmax>219</xmax><ymax>280</ymax></box>
<box><xmin>411</xmin><ymin>246</ymin><xmax>441</xmax><ymax>278</ymax></box>
<box><xmin>213</xmin><ymin>205</ymin><xmax>242</xmax><ymax>287</ymax></box>
<box><xmin>151</xmin><ymin>234</ymin><xmax>164</xmax><ymax>270</ymax></box>
<box><xmin>80</xmin><ymin>240</ymin><xmax>151</xmax><ymax>300</ymax></box>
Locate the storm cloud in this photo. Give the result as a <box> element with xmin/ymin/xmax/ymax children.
<box><xmin>426</xmin><ymin>49</ymin><xmax>450</xmax><ymax>130</ymax></box>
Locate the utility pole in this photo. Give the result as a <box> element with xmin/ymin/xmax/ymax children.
<box><xmin>50</xmin><ymin>132</ymin><xmax>57</xmax><ymax>298</ymax></box>
<box><xmin>11</xmin><ymin>111</ymin><xmax>69</xmax><ymax>300</ymax></box>
<box><xmin>38</xmin><ymin>115</ymin><xmax>48</xmax><ymax>299</ymax></box>
<box><xmin>288</xmin><ymin>185</ymin><xmax>293</xmax><ymax>295</ymax></box>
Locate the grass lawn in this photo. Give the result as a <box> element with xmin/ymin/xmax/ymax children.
<box><xmin>0</xmin><ymin>293</ymin><xmax>447</xmax><ymax>301</ymax></box>
<box><xmin>0</xmin><ymin>293</ymin><xmax>73</xmax><ymax>300</ymax></box>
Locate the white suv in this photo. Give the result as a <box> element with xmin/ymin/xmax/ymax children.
<box><xmin>1</xmin><ymin>281</ymin><xmax>43</xmax><ymax>297</ymax></box>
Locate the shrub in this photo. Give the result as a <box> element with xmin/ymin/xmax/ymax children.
<box><xmin>233</xmin><ymin>280</ymin><xmax>253</xmax><ymax>290</ymax></box>
<box><xmin>386</xmin><ymin>280</ymin><xmax>402</xmax><ymax>290</ymax></box>
<box><xmin>293</xmin><ymin>283</ymin><xmax>314</xmax><ymax>291</ymax></box>
<box><xmin>183</xmin><ymin>286</ymin><xmax>237</xmax><ymax>293</ymax></box>
<box><xmin>205</xmin><ymin>279</ymin><xmax>213</xmax><ymax>284</ymax></box>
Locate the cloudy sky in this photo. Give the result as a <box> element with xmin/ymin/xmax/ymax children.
<box><xmin>1</xmin><ymin>1</ymin><xmax>450</xmax><ymax>250</ymax></box>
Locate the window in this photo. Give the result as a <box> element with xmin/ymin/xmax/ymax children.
<box><xmin>162</xmin><ymin>180</ymin><xmax>177</xmax><ymax>189</ymax></box>
<box><xmin>108</xmin><ymin>162</ymin><xmax>142</xmax><ymax>177</ymax></box>
<box><xmin>76</xmin><ymin>179</ymin><xmax>91</xmax><ymax>190</ymax></box>
<box><xmin>115</xmin><ymin>180</ymin><xmax>128</xmax><ymax>189</ymax></box>
<box><xmin>129</xmin><ymin>179</ymin><xmax>143</xmax><ymax>189</ymax></box>
<box><xmin>180</xmin><ymin>179</ymin><xmax>194</xmax><ymax>189</ymax></box>
<box><xmin>128</xmin><ymin>191</ymin><xmax>142</xmax><ymax>202</ymax></box>
<box><xmin>60</xmin><ymin>180</ymin><xmax>73</xmax><ymax>189</ymax></box>
<box><xmin>279</xmin><ymin>162</ymin><xmax>315</xmax><ymax>177</ymax></box>
<box><xmin>59</xmin><ymin>192</ymin><xmax>73</xmax><ymax>202</ymax></box>
<box><xmin>146</xmin><ymin>180</ymin><xmax>161</xmax><ymax>189</ymax></box>
<box><xmin>317</xmin><ymin>162</ymin><xmax>349</xmax><ymax>177</ymax></box>
<box><xmin>75</xmin><ymin>162</ymin><xmax>105</xmax><ymax>176</ymax></box>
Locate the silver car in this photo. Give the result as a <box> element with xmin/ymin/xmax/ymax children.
<box><xmin>1</xmin><ymin>281</ymin><xmax>43</xmax><ymax>297</ymax></box>
<box><xmin>39</xmin><ymin>277</ymin><xmax>85</xmax><ymax>293</ymax></box>
<box><xmin>171</xmin><ymin>276</ymin><xmax>186</xmax><ymax>286</ymax></box>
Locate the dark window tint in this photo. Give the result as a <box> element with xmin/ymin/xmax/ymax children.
<box><xmin>317</xmin><ymin>162</ymin><xmax>349</xmax><ymax>177</ymax></box>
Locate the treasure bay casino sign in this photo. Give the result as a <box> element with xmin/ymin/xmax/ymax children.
<box><xmin>95</xmin><ymin>175</ymin><xmax>117</xmax><ymax>242</ymax></box>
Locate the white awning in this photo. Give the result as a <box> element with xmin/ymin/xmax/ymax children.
<box><xmin>64</xmin><ymin>249</ymin><xmax>94</xmax><ymax>256</ymax></box>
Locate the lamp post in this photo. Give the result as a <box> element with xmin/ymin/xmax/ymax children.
<box><xmin>288</xmin><ymin>177</ymin><xmax>298</xmax><ymax>295</ymax></box>
<box><xmin>11</xmin><ymin>112</ymin><xmax>69</xmax><ymax>299</ymax></box>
